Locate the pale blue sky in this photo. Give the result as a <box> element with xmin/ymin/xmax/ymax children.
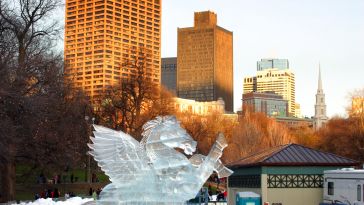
<box><xmin>161</xmin><ymin>0</ymin><xmax>364</xmax><ymax>117</ymax></box>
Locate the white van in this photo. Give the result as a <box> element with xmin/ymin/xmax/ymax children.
<box><xmin>323</xmin><ymin>169</ymin><xmax>364</xmax><ymax>205</ymax></box>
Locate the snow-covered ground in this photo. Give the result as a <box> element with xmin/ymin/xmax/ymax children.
<box><xmin>13</xmin><ymin>197</ymin><xmax>93</xmax><ymax>205</ymax></box>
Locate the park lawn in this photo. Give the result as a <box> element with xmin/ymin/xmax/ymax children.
<box><xmin>15</xmin><ymin>164</ymin><xmax>109</xmax><ymax>201</ymax></box>
<box><xmin>16</xmin><ymin>164</ymin><xmax>109</xmax><ymax>184</ymax></box>
<box><xmin>15</xmin><ymin>191</ymin><xmax>34</xmax><ymax>201</ymax></box>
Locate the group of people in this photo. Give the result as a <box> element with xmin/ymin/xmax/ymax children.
<box><xmin>34</xmin><ymin>188</ymin><xmax>74</xmax><ymax>200</ymax></box>
<box><xmin>215</xmin><ymin>189</ymin><xmax>227</xmax><ymax>201</ymax></box>
<box><xmin>207</xmin><ymin>185</ymin><xmax>227</xmax><ymax>201</ymax></box>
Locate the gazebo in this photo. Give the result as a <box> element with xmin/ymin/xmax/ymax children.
<box><xmin>227</xmin><ymin>143</ymin><xmax>359</xmax><ymax>205</ymax></box>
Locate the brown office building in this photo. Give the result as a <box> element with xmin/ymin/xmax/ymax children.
<box><xmin>64</xmin><ymin>0</ymin><xmax>162</xmax><ymax>104</ymax></box>
<box><xmin>177</xmin><ymin>11</ymin><xmax>234</xmax><ymax>112</ymax></box>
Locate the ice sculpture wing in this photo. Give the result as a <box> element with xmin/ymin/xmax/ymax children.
<box><xmin>88</xmin><ymin>125</ymin><xmax>150</xmax><ymax>185</ymax></box>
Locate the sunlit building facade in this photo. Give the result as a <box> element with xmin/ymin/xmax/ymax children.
<box><xmin>244</xmin><ymin>68</ymin><xmax>296</xmax><ymax>116</ymax></box>
<box><xmin>174</xmin><ymin>97</ymin><xmax>225</xmax><ymax>115</ymax></box>
<box><xmin>64</xmin><ymin>0</ymin><xmax>162</xmax><ymax>104</ymax></box>
<box><xmin>177</xmin><ymin>11</ymin><xmax>234</xmax><ymax>112</ymax></box>
<box><xmin>295</xmin><ymin>103</ymin><xmax>302</xmax><ymax>118</ymax></box>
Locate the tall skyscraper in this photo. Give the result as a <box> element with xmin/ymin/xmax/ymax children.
<box><xmin>161</xmin><ymin>57</ymin><xmax>177</xmax><ymax>95</ymax></box>
<box><xmin>313</xmin><ymin>66</ymin><xmax>328</xmax><ymax>130</ymax></box>
<box><xmin>257</xmin><ymin>58</ymin><xmax>289</xmax><ymax>71</ymax></box>
<box><xmin>244</xmin><ymin>67</ymin><xmax>296</xmax><ymax>116</ymax></box>
<box><xmin>64</xmin><ymin>0</ymin><xmax>162</xmax><ymax>104</ymax></box>
<box><xmin>177</xmin><ymin>11</ymin><xmax>234</xmax><ymax>112</ymax></box>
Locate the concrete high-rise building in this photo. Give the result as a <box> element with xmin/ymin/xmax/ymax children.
<box><xmin>161</xmin><ymin>57</ymin><xmax>177</xmax><ymax>95</ymax></box>
<box><xmin>177</xmin><ymin>11</ymin><xmax>234</xmax><ymax>112</ymax></box>
<box><xmin>257</xmin><ymin>58</ymin><xmax>289</xmax><ymax>71</ymax></box>
<box><xmin>313</xmin><ymin>66</ymin><xmax>328</xmax><ymax>130</ymax></box>
<box><xmin>64</xmin><ymin>0</ymin><xmax>162</xmax><ymax>104</ymax></box>
<box><xmin>244</xmin><ymin>68</ymin><xmax>296</xmax><ymax>116</ymax></box>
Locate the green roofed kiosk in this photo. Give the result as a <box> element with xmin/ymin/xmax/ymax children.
<box><xmin>227</xmin><ymin>143</ymin><xmax>359</xmax><ymax>205</ymax></box>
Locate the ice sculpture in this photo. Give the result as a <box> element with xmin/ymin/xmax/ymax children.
<box><xmin>88</xmin><ymin>116</ymin><xmax>233</xmax><ymax>205</ymax></box>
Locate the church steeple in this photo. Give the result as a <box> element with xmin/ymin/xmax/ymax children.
<box><xmin>314</xmin><ymin>64</ymin><xmax>328</xmax><ymax>130</ymax></box>
<box><xmin>318</xmin><ymin>63</ymin><xmax>322</xmax><ymax>92</ymax></box>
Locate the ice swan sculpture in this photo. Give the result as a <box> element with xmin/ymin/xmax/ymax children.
<box><xmin>88</xmin><ymin>116</ymin><xmax>233</xmax><ymax>205</ymax></box>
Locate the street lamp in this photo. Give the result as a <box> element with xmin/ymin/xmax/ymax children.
<box><xmin>85</xmin><ymin>116</ymin><xmax>95</xmax><ymax>183</ymax></box>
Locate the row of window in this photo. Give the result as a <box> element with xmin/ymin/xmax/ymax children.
<box><xmin>66</xmin><ymin>38</ymin><xmax>159</xmax><ymax>48</ymax></box>
<box><xmin>65</xmin><ymin>48</ymin><xmax>158</xmax><ymax>57</ymax></box>
<box><xmin>67</xmin><ymin>0</ymin><xmax>159</xmax><ymax>5</ymax></box>
<box><xmin>66</xmin><ymin>40</ymin><xmax>159</xmax><ymax>50</ymax></box>
<box><xmin>68</xmin><ymin>1</ymin><xmax>159</xmax><ymax>9</ymax></box>
<box><xmin>66</xmin><ymin>34</ymin><xmax>159</xmax><ymax>44</ymax></box>
<box><xmin>68</xmin><ymin>8</ymin><xmax>160</xmax><ymax>20</ymax></box>
<box><xmin>67</xmin><ymin>13</ymin><xmax>159</xmax><ymax>25</ymax></box>
<box><xmin>66</xmin><ymin>22</ymin><xmax>160</xmax><ymax>36</ymax></box>
<box><xmin>67</xmin><ymin>7</ymin><xmax>160</xmax><ymax>19</ymax></box>
<box><xmin>75</xmin><ymin>71</ymin><xmax>158</xmax><ymax>80</ymax></box>
<box><xmin>67</xmin><ymin>18</ymin><xmax>160</xmax><ymax>30</ymax></box>
<box><xmin>67</xmin><ymin>26</ymin><xmax>156</xmax><ymax>35</ymax></box>
<box><xmin>68</xmin><ymin>5</ymin><xmax>159</xmax><ymax>13</ymax></box>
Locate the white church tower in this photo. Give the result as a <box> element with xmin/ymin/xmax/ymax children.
<box><xmin>314</xmin><ymin>65</ymin><xmax>328</xmax><ymax>130</ymax></box>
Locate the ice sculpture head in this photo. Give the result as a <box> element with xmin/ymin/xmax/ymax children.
<box><xmin>141</xmin><ymin>116</ymin><xmax>196</xmax><ymax>155</ymax></box>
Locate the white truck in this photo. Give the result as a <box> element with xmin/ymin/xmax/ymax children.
<box><xmin>322</xmin><ymin>168</ymin><xmax>364</xmax><ymax>205</ymax></box>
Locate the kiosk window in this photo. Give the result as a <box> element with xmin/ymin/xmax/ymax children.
<box><xmin>328</xmin><ymin>182</ymin><xmax>334</xmax><ymax>195</ymax></box>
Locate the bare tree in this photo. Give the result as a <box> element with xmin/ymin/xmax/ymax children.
<box><xmin>0</xmin><ymin>0</ymin><xmax>91</xmax><ymax>202</ymax></box>
<box><xmin>229</xmin><ymin>111</ymin><xmax>294</xmax><ymax>162</ymax></box>
<box><xmin>316</xmin><ymin>117</ymin><xmax>364</xmax><ymax>162</ymax></box>
<box><xmin>0</xmin><ymin>0</ymin><xmax>61</xmax><ymax>97</ymax></box>
<box><xmin>0</xmin><ymin>0</ymin><xmax>61</xmax><ymax>64</ymax></box>
<box><xmin>99</xmin><ymin>48</ymin><xmax>175</xmax><ymax>139</ymax></box>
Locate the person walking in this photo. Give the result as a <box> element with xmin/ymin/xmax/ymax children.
<box><xmin>70</xmin><ymin>173</ymin><xmax>74</xmax><ymax>183</ymax></box>
<box><xmin>92</xmin><ymin>190</ymin><xmax>97</xmax><ymax>200</ymax></box>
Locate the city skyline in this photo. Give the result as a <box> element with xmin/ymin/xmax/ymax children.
<box><xmin>161</xmin><ymin>0</ymin><xmax>364</xmax><ymax>117</ymax></box>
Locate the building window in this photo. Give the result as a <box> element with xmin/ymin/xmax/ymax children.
<box><xmin>328</xmin><ymin>182</ymin><xmax>334</xmax><ymax>195</ymax></box>
<box><xmin>358</xmin><ymin>185</ymin><xmax>361</xmax><ymax>201</ymax></box>
<box><xmin>229</xmin><ymin>175</ymin><xmax>261</xmax><ymax>188</ymax></box>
